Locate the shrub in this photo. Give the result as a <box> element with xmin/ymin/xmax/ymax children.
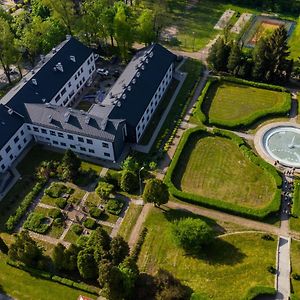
<box><xmin>48</xmin><ymin>208</ymin><xmax>62</xmax><ymax>219</ymax></box>
<box><xmin>0</xmin><ymin>237</ymin><xmax>8</xmax><ymax>254</ymax></box>
<box><xmin>72</xmin><ymin>224</ymin><xmax>83</xmax><ymax>235</ymax></box>
<box><xmin>5</xmin><ymin>180</ymin><xmax>46</xmax><ymax>232</ymax></box>
<box><xmin>242</xmin><ymin>286</ymin><xmax>276</xmax><ymax>300</ymax></box>
<box><xmin>89</xmin><ymin>207</ymin><xmax>103</xmax><ymax>219</ymax></box>
<box><xmin>23</xmin><ymin>213</ymin><xmax>50</xmax><ymax>234</ymax></box>
<box><xmin>53</xmin><ymin>218</ymin><xmax>63</xmax><ymax>226</ymax></box>
<box><xmin>106</xmin><ymin>199</ymin><xmax>124</xmax><ymax>215</ymax></box>
<box><xmin>267</xmin><ymin>266</ymin><xmax>276</xmax><ymax>274</ymax></box>
<box><xmin>120</xmin><ymin>170</ymin><xmax>138</xmax><ymax>193</ymax></box>
<box><xmin>261</xmin><ymin>234</ymin><xmax>274</xmax><ymax>241</ymax></box>
<box><xmin>95</xmin><ymin>181</ymin><xmax>114</xmax><ymax>200</ymax></box>
<box><xmin>172</xmin><ymin>218</ymin><xmax>214</xmax><ymax>253</ymax></box>
<box><xmin>83</xmin><ymin>218</ymin><xmax>97</xmax><ymax>229</ymax></box>
<box><xmin>55</xmin><ymin>198</ymin><xmax>67</xmax><ymax>209</ymax></box>
<box><xmin>45</xmin><ymin>183</ymin><xmax>69</xmax><ymax>198</ymax></box>
<box><xmin>293</xmin><ymin>273</ymin><xmax>300</xmax><ymax>280</ymax></box>
<box><xmin>164</xmin><ymin>127</ymin><xmax>282</xmax><ymax>221</ymax></box>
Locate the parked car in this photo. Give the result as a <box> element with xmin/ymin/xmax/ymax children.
<box><xmin>96</xmin><ymin>68</ymin><xmax>109</xmax><ymax>76</ymax></box>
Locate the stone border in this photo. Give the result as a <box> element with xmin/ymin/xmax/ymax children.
<box><xmin>254</xmin><ymin>122</ymin><xmax>300</xmax><ymax>170</ymax></box>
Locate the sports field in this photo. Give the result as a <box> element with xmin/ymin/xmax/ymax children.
<box><xmin>173</xmin><ymin>133</ymin><xmax>277</xmax><ymax>209</ymax></box>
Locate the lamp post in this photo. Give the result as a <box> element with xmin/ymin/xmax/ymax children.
<box><xmin>139</xmin><ymin>167</ymin><xmax>145</xmax><ymax>196</ymax></box>
<box><xmin>192</xmin><ymin>32</ymin><xmax>195</xmax><ymax>52</ymax></box>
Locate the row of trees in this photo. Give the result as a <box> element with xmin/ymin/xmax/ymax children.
<box><xmin>208</xmin><ymin>25</ymin><xmax>293</xmax><ymax>83</ymax></box>
<box><xmin>0</xmin><ymin>0</ymin><xmax>161</xmax><ymax>84</ymax></box>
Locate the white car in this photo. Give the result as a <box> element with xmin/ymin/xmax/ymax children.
<box><xmin>96</xmin><ymin>68</ymin><xmax>109</xmax><ymax>76</ymax></box>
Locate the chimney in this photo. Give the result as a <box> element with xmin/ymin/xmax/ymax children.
<box><xmin>70</xmin><ymin>55</ymin><xmax>76</xmax><ymax>62</ymax></box>
<box><xmin>32</xmin><ymin>79</ymin><xmax>37</xmax><ymax>85</ymax></box>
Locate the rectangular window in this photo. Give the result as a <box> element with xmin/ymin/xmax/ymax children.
<box><xmin>61</xmin><ymin>87</ymin><xmax>66</xmax><ymax>96</ymax></box>
<box><xmin>83</xmin><ymin>76</ymin><xmax>85</xmax><ymax>81</ymax></box>
<box><xmin>27</xmin><ymin>125</ymin><xmax>31</xmax><ymax>130</ymax></box>
<box><xmin>75</xmin><ymin>75</ymin><xmax>77</xmax><ymax>80</ymax></box>
<box><xmin>89</xmin><ymin>149</ymin><xmax>95</xmax><ymax>153</ymax></box>
<box><xmin>5</xmin><ymin>146</ymin><xmax>11</xmax><ymax>153</ymax></box>
<box><xmin>41</xmin><ymin>129</ymin><xmax>47</xmax><ymax>134</ymax></box>
<box><xmin>33</xmin><ymin>127</ymin><xmax>39</xmax><ymax>132</ymax></box>
<box><xmin>0</xmin><ymin>155</ymin><xmax>2</xmax><ymax>161</ymax></box>
<box><xmin>23</xmin><ymin>138</ymin><xmax>27</xmax><ymax>143</ymax></box>
<box><xmin>70</xmin><ymin>145</ymin><xmax>76</xmax><ymax>149</ymax></box>
<box><xmin>60</xmin><ymin>142</ymin><xmax>66</xmax><ymax>147</ymax></box>
<box><xmin>20</xmin><ymin>130</ymin><xmax>24</xmax><ymax>136</ymax></box>
<box><xmin>102</xmin><ymin>142</ymin><xmax>109</xmax><ymax>148</ymax></box>
<box><xmin>78</xmin><ymin>137</ymin><xmax>84</xmax><ymax>142</ymax></box>
<box><xmin>86</xmin><ymin>139</ymin><xmax>93</xmax><ymax>145</ymax></box>
<box><xmin>1</xmin><ymin>164</ymin><xmax>5</xmax><ymax>170</ymax></box>
<box><xmin>81</xmin><ymin>67</ymin><xmax>83</xmax><ymax>73</ymax></box>
<box><xmin>53</xmin><ymin>141</ymin><xmax>58</xmax><ymax>145</ymax></box>
<box><xmin>9</xmin><ymin>154</ymin><xmax>13</xmax><ymax>160</ymax></box>
<box><xmin>68</xmin><ymin>82</ymin><xmax>71</xmax><ymax>87</ymax></box>
<box><xmin>54</xmin><ymin>95</ymin><xmax>60</xmax><ymax>102</ymax></box>
<box><xmin>104</xmin><ymin>152</ymin><xmax>110</xmax><ymax>157</ymax></box>
<box><xmin>76</xmin><ymin>84</ymin><xmax>79</xmax><ymax>89</ymax></box>
<box><xmin>80</xmin><ymin>147</ymin><xmax>86</xmax><ymax>151</ymax></box>
<box><xmin>67</xmin><ymin>134</ymin><xmax>74</xmax><ymax>140</ymax></box>
<box><xmin>50</xmin><ymin>131</ymin><xmax>56</xmax><ymax>136</ymax></box>
<box><xmin>14</xmin><ymin>136</ymin><xmax>19</xmax><ymax>143</ymax></box>
<box><xmin>18</xmin><ymin>145</ymin><xmax>21</xmax><ymax>150</ymax></box>
<box><xmin>58</xmin><ymin>132</ymin><xmax>64</xmax><ymax>138</ymax></box>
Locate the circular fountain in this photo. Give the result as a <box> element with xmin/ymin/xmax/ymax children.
<box><xmin>259</xmin><ymin>125</ymin><xmax>300</xmax><ymax>168</ymax></box>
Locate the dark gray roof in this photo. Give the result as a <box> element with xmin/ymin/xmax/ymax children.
<box><xmin>89</xmin><ymin>44</ymin><xmax>176</xmax><ymax>127</ymax></box>
<box><xmin>25</xmin><ymin>103</ymin><xmax>124</xmax><ymax>142</ymax></box>
<box><xmin>3</xmin><ymin>37</ymin><xmax>92</xmax><ymax>116</ymax></box>
<box><xmin>0</xmin><ymin>104</ymin><xmax>24</xmax><ymax>149</ymax></box>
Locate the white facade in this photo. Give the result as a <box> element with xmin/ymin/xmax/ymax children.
<box><xmin>26</xmin><ymin>124</ymin><xmax>115</xmax><ymax>161</ymax></box>
<box><xmin>50</xmin><ymin>53</ymin><xmax>96</xmax><ymax>107</ymax></box>
<box><xmin>0</xmin><ymin>124</ymin><xmax>32</xmax><ymax>172</ymax></box>
<box><xmin>135</xmin><ymin>63</ymin><xmax>174</xmax><ymax>142</ymax></box>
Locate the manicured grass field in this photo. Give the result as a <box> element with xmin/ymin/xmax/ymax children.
<box><xmin>206</xmin><ymin>82</ymin><xmax>289</xmax><ymax>127</ymax></box>
<box><xmin>138</xmin><ymin>207</ymin><xmax>276</xmax><ymax>300</ymax></box>
<box><xmin>0</xmin><ymin>252</ymin><xmax>96</xmax><ymax>300</ymax></box>
<box><xmin>289</xmin><ymin>17</ymin><xmax>300</xmax><ymax>61</ymax></box>
<box><xmin>291</xmin><ymin>240</ymin><xmax>300</xmax><ymax>299</ymax></box>
<box><xmin>118</xmin><ymin>203</ymin><xmax>143</xmax><ymax>241</ymax></box>
<box><xmin>173</xmin><ymin>134</ymin><xmax>277</xmax><ymax>209</ymax></box>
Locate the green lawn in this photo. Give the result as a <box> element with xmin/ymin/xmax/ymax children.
<box><xmin>138</xmin><ymin>207</ymin><xmax>276</xmax><ymax>300</ymax></box>
<box><xmin>291</xmin><ymin>180</ymin><xmax>300</xmax><ymax>232</ymax></box>
<box><xmin>205</xmin><ymin>82</ymin><xmax>289</xmax><ymax>127</ymax></box>
<box><xmin>118</xmin><ymin>203</ymin><xmax>143</xmax><ymax>241</ymax></box>
<box><xmin>173</xmin><ymin>133</ymin><xmax>277</xmax><ymax>209</ymax></box>
<box><xmin>0</xmin><ymin>252</ymin><xmax>96</xmax><ymax>300</ymax></box>
<box><xmin>291</xmin><ymin>240</ymin><xmax>300</xmax><ymax>299</ymax></box>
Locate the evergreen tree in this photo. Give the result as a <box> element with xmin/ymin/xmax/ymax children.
<box><xmin>62</xmin><ymin>149</ymin><xmax>81</xmax><ymax>181</ymax></box>
<box><xmin>252</xmin><ymin>38</ymin><xmax>268</xmax><ymax>81</ymax></box>
<box><xmin>52</xmin><ymin>243</ymin><xmax>66</xmax><ymax>270</ymax></box>
<box><xmin>77</xmin><ymin>248</ymin><xmax>98</xmax><ymax>279</ymax></box>
<box><xmin>109</xmin><ymin>235</ymin><xmax>129</xmax><ymax>266</ymax></box>
<box><xmin>227</xmin><ymin>42</ymin><xmax>242</xmax><ymax>75</ymax></box>
<box><xmin>143</xmin><ymin>178</ymin><xmax>169</xmax><ymax>207</ymax></box>
<box><xmin>208</xmin><ymin>38</ymin><xmax>231</xmax><ymax>72</ymax></box>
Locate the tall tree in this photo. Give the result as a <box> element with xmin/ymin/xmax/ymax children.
<box><xmin>137</xmin><ymin>9</ymin><xmax>155</xmax><ymax>46</ymax></box>
<box><xmin>77</xmin><ymin>248</ymin><xmax>98</xmax><ymax>279</ymax></box>
<box><xmin>62</xmin><ymin>149</ymin><xmax>81</xmax><ymax>181</ymax></box>
<box><xmin>8</xmin><ymin>231</ymin><xmax>43</xmax><ymax>266</ymax></box>
<box><xmin>208</xmin><ymin>38</ymin><xmax>231</xmax><ymax>72</ymax></box>
<box><xmin>109</xmin><ymin>235</ymin><xmax>129</xmax><ymax>266</ymax></box>
<box><xmin>0</xmin><ymin>18</ymin><xmax>18</xmax><ymax>84</ymax></box>
<box><xmin>227</xmin><ymin>41</ymin><xmax>242</xmax><ymax>75</ymax></box>
<box><xmin>42</xmin><ymin>0</ymin><xmax>75</xmax><ymax>34</ymax></box>
<box><xmin>113</xmin><ymin>3</ymin><xmax>134</xmax><ymax>60</ymax></box>
<box><xmin>143</xmin><ymin>178</ymin><xmax>169</xmax><ymax>207</ymax></box>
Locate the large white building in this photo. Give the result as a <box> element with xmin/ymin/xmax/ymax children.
<box><xmin>0</xmin><ymin>36</ymin><xmax>176</xmax><ymax>186</ymax></box>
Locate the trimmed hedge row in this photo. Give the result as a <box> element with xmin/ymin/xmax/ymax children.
<box><xmin>192</xmin><ymin>79</ymin><xmax>215</xmax><ymax>124</ymax></box>
<box><xmin>7</xmin><ymin>260</ymin><xmax>99</xmax><ymax>295</ymax></box>
<box><xmin>194</xmin><ymin>76</ymin><xmax>292</xmax><ymax>128</ymax></box>
<box><xmin>5</xmin><ymin>179</ymin><xmax>46</xmax><ymax>232</ymax></box>
<box><xmin>242</xmin><ymin>286</ymin><xmax>276</xmax><ymax>300</ymax></box>
<box><xmin>164</xmin><ymin>127</ymin><xmax>282</xmax><ymax>221</ymax></box>
<box><xmin>131</xmin><ymin>227</ymin><xmax>148</xmax><ymax>261</ymax></box>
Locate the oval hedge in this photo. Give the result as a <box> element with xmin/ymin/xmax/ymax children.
<box><xmin>194</xmin><ymin>77</ymin><xmax>292</xmax><ymax>129</ymax></box>
<box><xmin>242</xmin><ymin>286</ymin><xmax>276</xmax><ymax>300</ymax></box>
<box><xmin>164</xmin><ymin>127</ymin><xmax>282</xmax><ymax>221</ymax></box>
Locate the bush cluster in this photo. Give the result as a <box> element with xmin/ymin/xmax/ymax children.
<box><xmin>48</xmin><ymin>208</ymin><xmax>62</xmax><ymax>219</ymax></box>
<box><xmin>89</xmin><ymin>207</ymin><xmax>103</xmax><ymax>219</ymax></box>
<box><xmin>23</xmin><ymin>213</ymin><xmax>50</xmax><ymax>234</ymax></box>
<box><xmin>242</xmin><ymin>285</ymin><xmax>276</xmax><ymax>300</ymax></box>
<box><xmin>5</xmin><ymin>180</ymin><xmax>46</xmax><ymax>232</ymax></box>
<box><xmin>72</xmin><ymin>224</ymin><xmax>84</xmax><ymax>235</ymax></box>
<box><xmin>106</xmin><ymin>199</ymin><xmax>124</xmax><ymax>215</ymax></box>
<box><xmin>55</xmin><ymin>198</ymin><xmax>67</xmax><ymax>209</ymax></box>
<box><xmin>6</xmin><ymin>260</ymin><xmax>98</xmax><ymax>295</ymax></box>
<box><xmin>45</xmin><ymin>183</ymin><xmax>73</xmax><ymax>198</ymax></box>
<box><xmin>164</xmin><ymin>127</ymin><xmax>282</xmax><ymax>220</ymax></box>
<box><xmin>83</xmin><ymin>218</ymin><xmax>97</xmax><ymax>230</ymax></box>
